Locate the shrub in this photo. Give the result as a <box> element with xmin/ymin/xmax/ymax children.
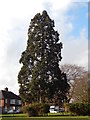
<box><xmin>23</xmin><ymin>103</ymin><xmax>50</xmax><ymax>117</ymax></box>
<box><xmin>68</xmin><ymin>103</ymin><xmax>90</xmax><ymax>116</ymax></box>
<box><xmin>38</xmin><ymin>103</ymin><xmax>50</xmax><ymax>115</ymax></box>
<box><xmin>23</xmin><ymin>105</ymin><xmax>38</xmax><ymax>117</ymax></box>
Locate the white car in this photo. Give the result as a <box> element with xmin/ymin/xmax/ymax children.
<box><xmin>7</xmin><ymin>109</ymin><xmax>14</xmax><ymax>114</ymax></box>
<box><xmin>49</xmin><ymin>106</ymin><xmax>59</xmax><ymax>113</ymax></box>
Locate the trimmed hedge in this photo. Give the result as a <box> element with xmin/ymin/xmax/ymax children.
<box><xmin>23</xmin><ymin>103</ymin><xmax>50</xmax><ymax>117</ymax></box>
<box><xmin>68</xmin><ymin>103</ymin><xmax>90</xmax><ymax>116</ymax></box>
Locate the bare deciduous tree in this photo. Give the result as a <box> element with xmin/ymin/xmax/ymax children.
<box><xmin>88</xmin><ymin>72</ymin><xmax>90</xmax><ymax>103</ymax></box>
<box><xmin>60</xmin><ymin>64</ymin><xmax>87</xmax><ymax>103</ymax></box>
<box><xmin>71</xmin><ymin>74</ymin><xmax>88</xmax><ymax>103</ymax></box>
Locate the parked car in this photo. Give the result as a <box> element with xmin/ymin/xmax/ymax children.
<box><xmin>7</xmin><ymin>109</ymin><xmax>14</xmax><ymax>114</ymax></box>
<box><xmin>15</xmin><ymin>109</ymin><xmax>21</xmax><ymax>113</ymax></box>
<box><xmin>49</xmin><ymin>106</ymin><xmax>59</xmax><ymax>113</ymax></box>
<box><xmin>59</xmin><ymin>108</ymin><xmax>65</xmax><ymax>112</ymax></box>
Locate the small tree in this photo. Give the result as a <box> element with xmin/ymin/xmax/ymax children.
<box><xmin>18</xmin><ymin>10</ymin><xmax>69</xmax><ymax>104</ymax></box>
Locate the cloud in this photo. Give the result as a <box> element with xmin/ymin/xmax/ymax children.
<box><xmin>0</xmin><ymin>0</ymin><xmax>88</xmax><ymax>94</ymax></box>
<box><xmin>0</xmin><ymin>0</ymin><xmax>72</xmax><ymax>94</ymax></box>
<box><xmin>61</xmin><ymin>28</ymin><xmax>88</xmax><ymax>69</ymax></box>
<box><xmin>43</xmin><ymin>0</ymin><xmax>71</xmax><ymax>12</ymax></box>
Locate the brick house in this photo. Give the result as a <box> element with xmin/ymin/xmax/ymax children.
<box><xmin>0</xmin><ymin>87</ymin><xmax>22</xmax><ymax>113</ymax></box>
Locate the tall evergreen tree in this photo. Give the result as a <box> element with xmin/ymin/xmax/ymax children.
<box><xmin>18</xmin><ymin>10</ymin><xmax>69</xmax><ymax>104</ymax></box>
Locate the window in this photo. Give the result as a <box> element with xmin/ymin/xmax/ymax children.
<box><xmin>17</xmin><ymin>100</ymin><xmax>21</xmax><ymax>105</ymax></box>
<box><xmin>10</xmin><ymin>99</ymin><xmax>15</xmax><ymax>104</ymax></box>
<box><xmin>10</xmin><ymin>106</ymin><xmax>15</xmax><ymax>110</ymax></box>
<box><xmin>5</xmin><ymin>106</ymin><xmax>7</xmax><ymax>112</ymax></box>
<box><xmin>19</xmin><ymin>100</ymin><xmax>21</xmax><ymax>105</ymax></box>
<box><xmin>16</xmin><ymin>106</ymin><xmax>20</xmax><ymax>111</ymax></box>
<box><xmin>5</xmin><ymin>99</ymin><xmax>7</xmax><ymax>104</ymax></box>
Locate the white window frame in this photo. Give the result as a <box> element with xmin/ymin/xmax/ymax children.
<box><xmin>10</xmin><ymin>99</ymin><xmax>15</xmax><ymax>104</ymax></box>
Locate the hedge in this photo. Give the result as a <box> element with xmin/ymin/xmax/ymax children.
<box><xmin>68</xmin><ymin>103</ymin><xmax>90</xmax><ymax>116</ymax></box>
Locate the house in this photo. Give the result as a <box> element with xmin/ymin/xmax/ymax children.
<box><xmin>0</xmin><ymin>87</ymin><xmax>22</xmax><ymax>113</ymax></box>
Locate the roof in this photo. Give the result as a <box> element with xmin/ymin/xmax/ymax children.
<box><xmin>0</xmin><ymin>90</ymin><xmax>21</xmax><ymax>100</ymax></box>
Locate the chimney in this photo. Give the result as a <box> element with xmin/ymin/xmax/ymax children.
<box><xmin>4</xmin><ymin>87</ymin><xmax>8</xmax><ymax>91</ymax></box>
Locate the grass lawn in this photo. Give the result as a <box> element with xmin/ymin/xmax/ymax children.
<box><xmin>1</xmin><ymin>116</ymin><xmax>89</xmax><ymax>120</ymax></box>
<box><xmin>0</xmin><ymin>114</ymin><xmax>89</xmax><ymax>120</ymax></box>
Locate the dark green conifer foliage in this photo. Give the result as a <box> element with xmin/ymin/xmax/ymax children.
<box><xmin>18</xmin><ymin>10</ymin><xmax>69</xmax><ymax>104</ymax></box>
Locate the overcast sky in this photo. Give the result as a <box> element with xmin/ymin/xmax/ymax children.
<box><xmin>0</xmin><ymin>0</ymin><xmax>88</xmax><ymax>94</ymax></box>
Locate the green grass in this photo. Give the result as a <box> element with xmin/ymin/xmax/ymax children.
<box><xmin>0</xmin><ymin>115</ymin><xmax>89</xmax><ymax>120</ymax></box>
<box><xmin>1</xmin><ymin>116</ymin><xmax>89</xmax><ymax>120</ymax></box>
<box><xmin>48</xmin><ymin>112</ymin><xmax>71</xmax><ymax>116</ymax></box>
<box><xmin>0</xmin><ymin>114</ymin><xmax>27</xmax><ymax>117</ymax></box>
<box><xmin>0</xmin><ymin>113</ymin><xmax>89</xmax><ymax>120</ymax></box>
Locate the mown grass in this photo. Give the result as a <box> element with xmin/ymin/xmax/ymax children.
<box><xmin>0</xmin><ymin>114</ymin><xmax>27</xmax><ymax>117</ymax></box>
<box><xmin>0</xmin><ymin>112</ymin><xmax>73</xmax><ymax>117</ymax></box>
<box><xmin>1</xmin><ymin>116</ymin><xmax>89</xmax><ymax>120</ymax></box>
<box><xmin>0</xmin><ymin>113</ymin><xmax>89</xmax><ymax>120</ymax></box>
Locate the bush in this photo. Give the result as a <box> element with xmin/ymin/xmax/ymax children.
<box><xmin>42</xmin><ymin>103</ymin><xmax>50</xmax><ymax>113</ymax></box>
<box><xmin>68</xmin><ymin>103</ymin><xmax>90</xmax><ymax>116</ymax></box>
<box><xmin>23</xmin><ymin>105</ymin><xmax>38</xmax><ymax>117</ymax></box>
<box><xmin>23</xmin><ymin>103</ymin><xmax>50</xmax><ymax>117</ymax></box>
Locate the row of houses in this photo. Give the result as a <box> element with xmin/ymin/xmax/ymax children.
<box><xmin>0</xmin><ymin>87</ymin><xmax>22</xmax><ymax>113</ymax></box>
